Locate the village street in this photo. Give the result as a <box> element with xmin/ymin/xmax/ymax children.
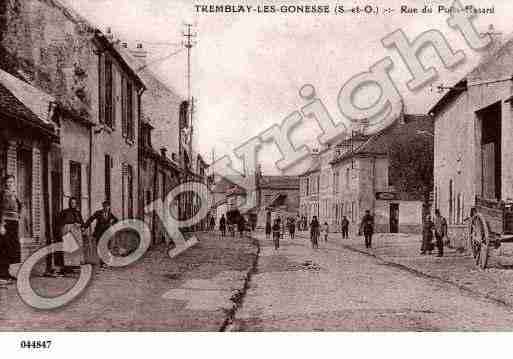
<box><xmin>4</xmin><ymin>231</ymin><xmax>513</xmax><ymax>330</ymax></box>
<box><xmin>231</xmin><ymin>233</ymin><xmax>513</xmax><ymax>331</ymax></box>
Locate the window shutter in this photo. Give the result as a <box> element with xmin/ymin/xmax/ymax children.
<box><xmin>98</xmin><ymin>54</ymin><xmax>105</xmax><ymax>124</ymax></box>
<box><xmin>111</xmin><ymin>66</ymin><xmax>116</xmax><ymax>129</ymax></box>
<box><xmin>32</xmin><ymin>147</ymin><xmax>42</xmax><ymax>240</ymax></box>
<box><xmin>127</xmin><ymin>81</ymin><xmax>134</xmax><ymax>141</ymax></box>
<box><xmin>121</xmin><ymin>76</ymin><xmax>127</xmax><ymax>138</ymax></box>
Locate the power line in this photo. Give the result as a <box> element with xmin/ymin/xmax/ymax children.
<box><xmin>137</xmin><ymin>40</ymin><xmax>182</xmax><ymax>47</ymax></box>
<box><xmin>136</xmin><ymin>47</ymin><xmax>185</xmax><ymax>72</ymax></box>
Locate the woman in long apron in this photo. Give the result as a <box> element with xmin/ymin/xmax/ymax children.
<box><xmin>0</xmin><ymin>175</ymin><xmax>21</xmax><ymax>284</ymax></box>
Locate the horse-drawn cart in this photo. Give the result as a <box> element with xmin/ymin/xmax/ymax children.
<box><xmin>468</xmin><ymin>196</ymin><xmax>513</xmax><ymax>269</ymax></box>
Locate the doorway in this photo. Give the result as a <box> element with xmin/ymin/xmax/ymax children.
<box><xmin>17</xmin><ymin>148</ymin><xmax>32</xmax><ymax>238</ymax></box>
<box><xmin>390</xmin><ymin>203</ymin><xmax>399</xmax><ymax>233</ymax></box>
<box><xmin>477</xmin><ymin>102</ymin><xmax>501</xmax><ymax>201</ymax></box>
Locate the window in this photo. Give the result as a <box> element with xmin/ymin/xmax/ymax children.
<box><xmin>449</xmin><ymin>179</ymin><xmax>453</xmax><ymax>224</ymax></box>
<box><xmin>70</xmin><ymin>161</ymin><xmax>82</xmax><ymax>211</ymax></box>
<box><xmin>346</xmin><ymin>168</ymin><xmax>350</xmax><ymax>188</ymax></box>
<box><xmin>122</xmin><ymin>77</ymin><xmax>135</xmax><ymax>141</ymax></box>
<box><xmin>388</xmin><ymin>165</ymin><xmax>393</xmax><ymax>187</ymax></box>
<box><xmin>306</xmin><ymin>178</ymin><xmax>310</xmax><ymax>196</ymax></box>
<box><xmin>104</xmin><ymin>57</ymin><xmax>114</xmax><ymax>128</ymax></box>
<box><xmin>457</xmin><ymin>193</ymin><xmax>461</xmax><ymax>224</ymax></box>
<box><xmin>105</xmin><ymin>154</ymin><xmax>112</xmax><ymax>202</ymax></box>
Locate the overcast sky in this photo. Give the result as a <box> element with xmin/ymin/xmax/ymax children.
<box><xmin>63</xmin><ymin>0</ymin><xmax>512</xmax><ymax>174</ymax></box>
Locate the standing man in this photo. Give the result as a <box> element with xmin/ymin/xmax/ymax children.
<box><xmin>421</xmin><ymin>213</ymin><xmax>435</xmax><ymax>255</ymax></box>
<box><xmin>360</xmin><ymin>210</ymin><xmax>374</xmax><ymax>249</ymax></box>
<box><xmin>0</xmin><ymin>175</ymin><xmax>21</xmax><ymax>284</ymax></box>
<box><xmin>341</xmin><ymin>216</ymin><xmax>349</xmax><ymax>239</ymax></box>
<box><xmin>310</xmin><ymin>216</ymin><xmax>320</xmax><ymax>249</ymax></box>
<box><xmin>82</xmin><ymin>200</ymin><xmax>118</xmax><ymax>268</ymax></box>
<box><xmin>209</xmin><ymin>216</ymin><xmax>215</xmax><ymax>232</ymax></box>
<box><xmin>433</xmin><ymin>209</ymin><xmax>447</xmax><ymax>257</ymax></box>
<box><xmin>219</xmin><ymin>214</ymin><xmax>226</xmax><ymax>237</ymax></box>
<box><xmin>288</xmin><ymin>217</ymin><xmax>296</xmax><ymax>239</ymax></box>
<box><xmin>272</xmin><ymin>218</ymin><xmax>281</xmax><ymax>250</ymax></box>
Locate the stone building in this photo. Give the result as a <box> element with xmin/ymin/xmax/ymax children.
<box><xmin>211</xmin><ymin>169</ymin><xmax>299</xmax><ymax>229</ymax></box>
<box><xmin>256</xmin><ymin>173</ymin><xmax>300</xmax><ymax>227</ymax></box>
<box><xmin>300</xmin><ymin>115</ymin><xmax>430</xmax><ymax>234</ymax></box>
<box><xmin>0</xmin><ymin>0</ymin><xmax>144</xmax><ymax>257</ymax></box>
<box><xmin>139</xmin><ymin>120</ymin><xmax>181</xmax><ymax>245</ymax></box>
<box><xmin>431</xmin><ymin>37</ymin><xmax>513</xmax><ymax>245</ymax></box>
<box><xmin>299</xmin><ymin>149</ymin><xmax>322</xmax><ymax>223</ymax></box>
<box><xmin>0</xmin><ymin>68</ymin><xmax>58</xmax><ymax>259</ymax></box>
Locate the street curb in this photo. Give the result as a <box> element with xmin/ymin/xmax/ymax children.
<box><xmin>341</xmin><ymin>243</ymin><xmax>513</xmax><ymax>310</ymax></box>
<box><xmin>220</xmin><ymin>235</ymin><xmax>261</xmax><ymax>332</ymax></box>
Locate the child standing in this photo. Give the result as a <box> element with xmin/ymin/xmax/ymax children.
<box><xmin>323</xmin><ymin>222</ymin><xmax>329</xmax><ymax>242</ymax></box>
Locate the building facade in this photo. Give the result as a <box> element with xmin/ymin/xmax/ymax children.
<box><xmin>1</xmin><ymin>0</ymin><xmax>145</xmax><ymax>260</ymax></box>
<box><xmin>300</xmin><ymin>116</ymin><xmax>430</xmax><ymax>235</ymax></box>
<box><xmin>0</xmin><ymin>69</ymin><xmax>59</xmax><ymax>260</ymax></box>
<box><xmin>431</xmin><ymin>38</ymin><xmax>513</xmax><ymax>245</ymax></box>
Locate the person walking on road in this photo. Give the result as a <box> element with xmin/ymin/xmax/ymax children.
<box><xmin>421</xmin><ymin>213</ymin><xmax>435</xmax><ymax>255</ymax></box>
<box><xmin>272</xmin><ymin>218</ymin><xmax>281</xmax><ymax>250</ymax></box>
<box><xmin>0</xmin><ymin>175</ymin><xmax>21</xmax><ymax>284</ymax></box>
<box><xmin>237</xmin><ymin>217</ymin><xmax>245</xmax><ymax>238</ymax></box>
<box><xmin>288</xmin><ymin>217</ymin><xmax>296</xmax><ymax>239</ymax></box>
<box><xmin>265</xmin><ymin>219</ymin><xmax>272</xmax><ymax>239</ymax></box>
<box><xmin>360</xmin><ymin>210</ymin><xmax>374</xmax><ymax>249</ymax></box>
<box><xmin>219</xmin><ymin>214</ymin><xmax>226</xmax><ymax>238</ymax></box>
<box><xmin>82</xmin><ymin>200</ymin><xmax>118</xmax><ymax>269</ymax></box>
<box><xmin>341</xmin><ymin>216</ymin><xmax>349</xmax><ymax>239</ymax></box>
<box><xmin>433</xmin><ymin>209</ymin><xmax>447</xmax><ymax>257</ymax></box>
<box><xmin>209</xmin><ymin>216</ymin><xmax>215</xmax><ymax>231</ymax></box>
<box><xmin>310</xmin><ymin>216</ymin><xmax>320</xmax><ymax>249</ymax></box>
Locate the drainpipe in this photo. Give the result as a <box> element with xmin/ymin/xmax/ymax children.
<box><xmin>87</xmin><ymin>126</ymin><xmax>94</xmax><ymax>218</ymax></box>
<box><xmin>152</xmin><ymin>154</ymin><xmax>158</xmax><ymax>245</ymax></box>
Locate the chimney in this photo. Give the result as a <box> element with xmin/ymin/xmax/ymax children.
<box><xmin>160</xmin><ymin>147</ymin><xmax>167</xmax><ymax>158</ymax></box>
<box><xmin>130</xmin><ymin>43</ymin><xmax>148</xmax><ymax>64</ymax></box>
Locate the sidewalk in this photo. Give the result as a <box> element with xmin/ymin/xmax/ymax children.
<box><xmin>0</xmin><ymin>232</ymin><xmax>258</xmax><ymax>331</ymax></box>
<box><xmin>297</xmin><ymin>230</ymin><xmax>513</xmax><ymax>308</ymax></box>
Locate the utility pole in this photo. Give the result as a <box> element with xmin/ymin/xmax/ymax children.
<box><xmin>183</xmin><ymin>23</ymin><xmax>197</xmax><ymax>130</ymax></box>
<box><xmin>182</xmin><ymin>23</ymin><xmax>196</xmax><ymax>229</ymax></box>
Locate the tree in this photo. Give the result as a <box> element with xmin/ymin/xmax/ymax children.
<box><xmin>388</xmin><ymin>127</ymin><xmax>434</xmax><ymax>208</ymax></box>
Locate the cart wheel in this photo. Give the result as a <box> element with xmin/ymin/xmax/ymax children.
<box><xmin>470</xmin><ymin>214</ymin><xmax>490</xmax><ymax>269</ymax></box>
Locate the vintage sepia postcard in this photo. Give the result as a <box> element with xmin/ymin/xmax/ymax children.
<box><xmin>1</xmin><ymin>0</ymin><xmax>513</xmax><ymax>357</ymax></box>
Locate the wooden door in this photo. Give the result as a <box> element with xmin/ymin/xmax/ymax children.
<box><xmin>482</xmin><ymin>142</ymin><xmax>496</xmax><ymax>200</ymax></box>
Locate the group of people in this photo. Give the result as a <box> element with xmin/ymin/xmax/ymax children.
<box><xmin>265</xmin><ymin>216</ymin><xmax>297</xmax><ymax>250</ymax></box>
<box><xmin>0</xmin><ymin>174</ymin><xmax>118</xmax><ymax>285</ymax></box>
<box><xmin>218</xmin><ymin>214</ymin><xmax>248</xmax><ymax>238</ymax></box>
<box><xmin>421</xmin><ymin>209</ymin><xmax>447</xmax><ymax>257</ymax></box>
